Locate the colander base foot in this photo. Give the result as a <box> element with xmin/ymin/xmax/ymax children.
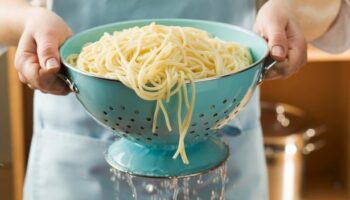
<box><xmin>105</xmin><ymin>137</ymin><xmax>229</xmax><ymax>178</ymax></box>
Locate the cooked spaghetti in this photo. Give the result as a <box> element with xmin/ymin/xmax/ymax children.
<box><xmin>67</xmin><ymin>23</ymin><xmax>252</xmax><ymax>164</ymax></box>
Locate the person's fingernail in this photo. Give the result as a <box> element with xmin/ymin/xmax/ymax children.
<box><xmin>271</xmin><ymin>46</ymin><xmax>285</xmax><ymax>57</ymax></box>
<box><xmin>46</xmin><ymin>58</ymin><xmax>59</xmax><ymax>69</ymax></box>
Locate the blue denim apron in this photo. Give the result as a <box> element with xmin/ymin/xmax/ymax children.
<box><xmin>24</xmin><ymin>0</ymin><xmax>268</xmax><ymax>199</ymax></box>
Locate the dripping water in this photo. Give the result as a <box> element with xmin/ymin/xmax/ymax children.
<box><xmin>110</xmin><ymin>163</ymin><xmax>227</xmax><ymax>200</ymax></box>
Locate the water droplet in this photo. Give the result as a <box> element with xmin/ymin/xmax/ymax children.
<box><xmin>145</xmin><ymin>184</ymin><xmax>155</xmax><ymax>193</ymax></box>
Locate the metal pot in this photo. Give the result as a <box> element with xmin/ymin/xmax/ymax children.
<box><xmin>261</xmin><ymin>102</ymin><xmax>325</xmax><ymax>200</ymax></box>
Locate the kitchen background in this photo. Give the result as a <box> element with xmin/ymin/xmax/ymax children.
<box><xmin>0</xmin><ymin>45</ymin><xmax>350</xmax><ymax>200</ymax></box>
<box><xmin>0</xmin><ymin>51</ymin><xmax>12</xmax><ymax>200</ymax></box>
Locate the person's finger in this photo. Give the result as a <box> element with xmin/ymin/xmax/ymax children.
<box><xmin>15</xmin><ymin>32</ymin><xmax>35</xmax><ymax>84</ymax></box>
<box><xmin>264</xmin><ymin>61</ymin><xmax>288</xmax><ymax>80</ymax></box>
<box><xmin>265</xmin><ymin>20</ymin><xmax>307</xmax><ymax>80</ymax></box>
<box><xmin>287</xmin><ymin>22</ymin><xmax>308</xmax><ymax>69</ymax></box>
<box><xmin>34</xmin><ymin>30</ymin><xmax>60</xmax><ymax>72</ymax></box>
<box><xmin>16</xmin><ymin>31</ymin><xmax>70</xmax><ymax>95</ymax></box>
<box><xmin>265</xmin><ymin>45</ymin><xmax>306</xmax><ymax>80</ymax></box>
<box><xmin>15</xmin><ymin>32</ymin><xmax>42</xmax><ymax>88</ymax></box>
<box><xmin>22</xmin><ymin>61</ymin><xmax>68</xmax><ymax>95</ymax></box>
<box><xmin>27</xmin><ymin>84</ymin><xmax>36</xmax><ymax>90</ymax></box>
<box><xmin>18</xmin><ymin>72</ymin><xmax>28</xmax><ymax>84</ymax></box>
<box><xmin>39</xmin><ymin>70</ymin><xmax>71</xmax><ymax>95</ymax></box>
<box><xmin>34</xmin><ymin>30</ymin><xmax>71</xmax><ymax>95</ymax></box>
<box><xmin>264</xmin><ymin>18</ymin><xmax>289</xmax><ymax>61</ymax></box>
<box><xmin>253</xmin><ymin>23</ymin><xmax>261</xmax><ymax>35</ymax></box>
<box><xmin>22</xmin><ymin>62</ymin><xmax>69</xmax><ymax>95</ymax></box>
<box><xmin>22</xmin><ymin>60</ymin><xmax>42</xmax><ymax>89</ymax></box>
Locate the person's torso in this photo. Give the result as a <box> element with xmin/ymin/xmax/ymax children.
<box><xmin>33</xmin><ymin>0</ymin><xmax>260</xmax><ymax>139</ymax></box>
<box><xmin>26</xmin><ymin>3</ymin><xmax>268</xmax><ymax>200</ymax></box>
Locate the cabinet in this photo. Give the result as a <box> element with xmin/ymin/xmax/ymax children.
<box><xmin>6</xmin><ymin>48</ymin><xmax>33</xmax><ymax>200</ymax></box>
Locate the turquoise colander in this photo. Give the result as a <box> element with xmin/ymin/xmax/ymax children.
<box><xmin>59</xmin><ymin>19</ymin><xmax>275</xmax><ymax>178</ymax></box>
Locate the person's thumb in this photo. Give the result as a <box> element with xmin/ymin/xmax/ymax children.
<box><xmin>35</xmin><ymin>30</ymin><xmax>60</xmax><ymax>72</ymax></box>
<box><xmin>265</xmin><ymin>21</ymin><xmax>288</xmax><ymax>61</ymax></box>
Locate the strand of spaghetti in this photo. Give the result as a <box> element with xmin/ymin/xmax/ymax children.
<box><xmin>165</xmin><ymin>67</ymin><xmax>172</xmax><ymax>101</ymax></box>
<box><xmin>180</xmin><ymin>77</ymin><xmax>196</xmax><ymax>163</ymax></box>
<box><xmin>142</xmin><ymin>29</ymin><xmax>182</xmax><ymax>130</ymax></box>
<box><xmin>182</xmin><ymin>81</ymin><xmax>190</xmax><ymax>109</ymax></box>
<box><xmin>173</xmin><ymin>79</ymin><xmax>191</xmax><ymax>156</ymax></box>
<box><xmin>126</xmin><ymin>31</ymin><xmax>144</xmax><ymax>89</ymax></box>
<box><xmin>152</xmin><ymin>100</ymin><xmax>161</xmax><ymax>133</ymax></box>
<box><xmin>172</xmin><ymin>77</ymin><xmax>195</xmax><ymax>164</ymax></box>
<box><xmin>177</xmin><ymin>73</ymin><xmax>184</xmax><ymax>135</ymax></box>
<box><xmin>158</xmin><ymin>100</ymin><xmax>172</xmax><ymax>132</ymax></box>
<box><xmin>135</xmin><ymin>34</ymin><xmax>172</xmax><ymax>100</ymax></box>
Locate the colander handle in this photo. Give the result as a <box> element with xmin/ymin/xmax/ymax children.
<box><xmin>57</xmin><ymin>69</ymin><xmax>79</xmax><ymax>93</ymax></box>
<box><xmin>257</xmin><ymin>55</ymin><xmax>277</xmax><ymax>84</ymax></box>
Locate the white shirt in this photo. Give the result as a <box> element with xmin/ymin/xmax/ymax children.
<box><xmin>312</xmin><ymin>0</ymin><xmax>350</xmax><ymax>53</ymax></box>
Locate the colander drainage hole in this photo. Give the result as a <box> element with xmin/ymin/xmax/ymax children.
<box><xmin>147</xmin><ymin>137</ymin><xmax>152</xmax><ymax>141</ymax></box>
<box><xmin>122</xmin><ymin>134</ymin><xmax>127</xmax><ymax>138</ymax></box>
<box><xmin>199</xmin><ymin>113</ymin><xmax>205</xmax><ymax>118</ymax></box>
<box><xmin>215</xmin><ymin>120</ymin><xmax>220</xmax><ymax>123</ymax></box>
<box><xmin>205</xmin><ymin>133</ymin><xmax>209</xmax><ymax>136</ymax></box>
<box><xmin>127</xmin><ymin>125</ymin><xmax>132</xmax><ymax>129</ymax></box>
<box><xmin>224</xmin><ymin>110</ymin><xmax>229</xmax><ymax>114</ymax></box>
<box><xmin>223</xmin><ymin>99</ymin><xmax>228</xmax><ymax>104</ymax></box>
<box><xmin>210</xmin><ymin>105</ymin><xmax>216</xmax><ymax>109</ymax></box>
<box><xmin>118</xmin><ymin>117</ymin><xmax>122</xmax><ymax>120</ymax></box>
<box><xmin>213</xmin><ymin>113</ymin><xmax>218</xmax><ymax>117</ymax></box>
<box><xmin>140</xmin><ymin>126</ymin><xmax>145</xmax><ymax>130</ymax></box>
<box><xmin>232</xmin><ymin>98</ymin><xmax>237</xmax><ymax>103</ymax></box>
<box><xmin>134</xmin><ymin>110</ymin><xmax>140</xmax><ymax>114</ymax></box>
<box><xmin>130</xmin><ymin>118</ymin><xmax>135</xmax><ymax>122</ymax></box>
<box><xmin>103</xmin><ymin>111</ymin><xmax>107</xmax><ymax>115</ymax></box>
<box><xmin>190</xmin><ymin>130</ymin><xmax>195</xmax><ymax>134</ymax></box>
<box><xmin>146</xmin><ymin>117</ymin><xmax>152</xmax><ymax>121</ymax></box>
<box><xmin>125</xmin><ymin>131</ymin><xmax>129</xmax><ymax>134</ymax></box>
<box><xmin>205</xmin><ymin>127</ymin><xmax>210</xmax><ymax>131</ymax></box>
<box><xmin>195</xmin><ymin>134</ymin><xmax>200</xmax><ymax>138</ymax></box>
<box><xmin>115</xmin><ymin>123</ymin><xmax>119</xmax><ymax>126</ymax></box>
<box><xmin>111</xmin><ymin>127</ymin><xmax>115</xmax><ymax>130</ymax></box>
<box><xmin>191</xmin><ymin>123</ymin><xmax>196</xmax><ymax>127</ymax></box>
<box><xmin>204</xmin><ymin>122</ymin><xmax>209</xmax><ymax>125</ymax></box>
<box><xmin>109</xmin><ymin>106</ymin><xmax>114</xmax><ymax>111</ymax></box>
<box><xmin>103</xmin><ymin>119</ymin><xmax>108</xmax><ymax>122</ymax></box>
<box><xmin>153</xmin><ymin>133</ymin><xmax>159</xmax><ymax>136</ymax></box>
<box><xmin>121</xmin><ymin>106</ymin><xmax>126</xmax><ymax>110</ymax></box>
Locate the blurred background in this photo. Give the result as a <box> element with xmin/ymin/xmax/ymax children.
<box><xmin>0</xmin><ymin>45</ymin><xmax>349</xmax><ymax>200</ymax></box>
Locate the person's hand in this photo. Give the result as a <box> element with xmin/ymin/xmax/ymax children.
<box><xmin>15</xmin><ymin>7</ymin><xmax>72</xmax><ymax>95</ymax></box>
<box><xmin>254</xmin><ymin>0</ymin><xmax>307</xmax><ymax>80</ymax></box>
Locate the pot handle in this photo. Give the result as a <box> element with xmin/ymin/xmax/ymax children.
<box><xmin>257</xmin><ymin>55</ymin><xmax>277</xmax><ymax>84</ymax></box>
<box><xmin>57</xmin><ymin>67</ymin><xmax>79</xmax><ymax>93</ymax></box>
<box><xmin>303</xmin><ymin>140</ymin><xmax>325</xmax><ymax>155</ymax></box>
